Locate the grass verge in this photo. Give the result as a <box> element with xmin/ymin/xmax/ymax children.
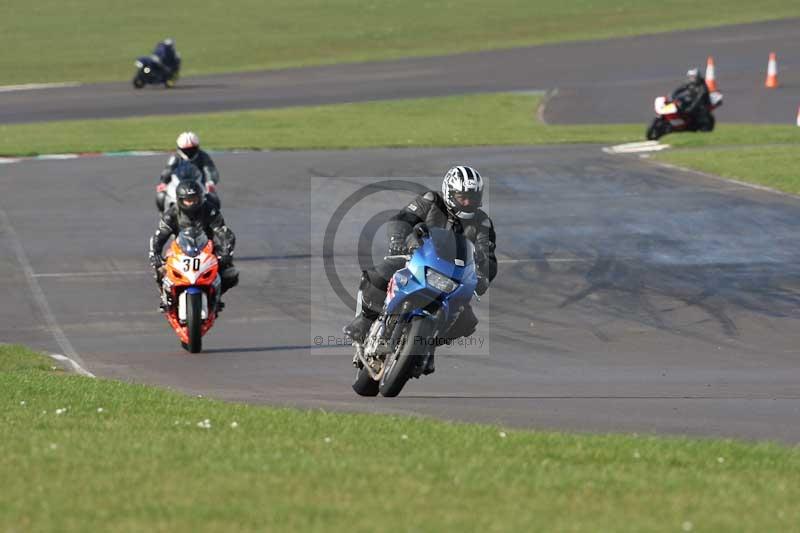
<box><xmin>1</xmin><ymin>91</ymin><xmax>796</xmax><ymax>194</ymax></box>
<box><xmin>2</xmin><ymin>343</ymin><xmax>800</xmax><ymax>531</ymax></box>
<box><xmin>654</xmin><ymin>128</ymin><xmax>800</xmax><ymax>194</ymax></box>
<box><xmin>2</xmin><ymin>1</ymin><xmax>800</xmax><ymax>84</ymax></box>
<box><xmin>0</xmin><ymin>93</ymin><xmax>644</xmax><ymax>155</ymax></box>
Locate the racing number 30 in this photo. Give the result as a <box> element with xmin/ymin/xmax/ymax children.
<box><xmin>183</xmin><ymin>258</ymin><xmax>201</xmax><ymax>272</ymax></box>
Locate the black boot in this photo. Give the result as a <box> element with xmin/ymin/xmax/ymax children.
<box><xmin>343</xmin><ymin>315</ymin><xmax>374</xmax><ymax>343</ymax></box>
<box><xmin>423</xmin><ymin>354</ymin><xmax>435</xmax><ymax>375</ymax></box>
<box><xmin>343</xmin><ymin>273</ymin><xmax>384</xmax><ymax>343</ymax></box>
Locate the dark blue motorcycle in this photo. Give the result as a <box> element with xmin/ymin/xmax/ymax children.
<box><xmin>352</xmin><ymin>227</ymin><xmax>479</xmax><ymax>397</ymax></box>
<box><xmin>132</xmin><ymin>55</ymin><xmax>179</xmax><ymax>89</ymax></box>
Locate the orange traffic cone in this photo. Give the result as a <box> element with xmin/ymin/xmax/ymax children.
<box><xmin>705</xmin><ymin>56</ymin><xmax>717</xmax><ymax>91</ymax></box>
<box><xmin>765</xmin><ymin>52</ymin><xmax>778</xmax><ymax>89</ymax></box>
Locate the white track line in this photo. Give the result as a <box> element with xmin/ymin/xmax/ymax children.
<box><xmin>603</xmin><ymin>141</ymin><xmax>671</xmax><ymax>154</ymax></box>
<box><xmin>33</xmin><ymin>270</ymin><xmax>150</xmax><ymax>278</ymax></box>
<box><xmin>49</xmin><ymin>353</ymin><xmax>95</xmax><ymax>378</ymax></box>
<box><xmin>0</xmin><ymin>82</ymin><xmax>81</xmax><ymax>93</ymax></box>
<box><xmin>35</xmin><ymin>154</ymin><xmax>79</xmax><ymax>161</ymax></box>
<box><xmin>498</xmin><ymin>258</ymin><xmax>585</xmax><ymax>264</ymax></box>
<box><xmin>0</xmin><ymin>208</ymin><xmax>91</xmax><ymax>375</ymax></box>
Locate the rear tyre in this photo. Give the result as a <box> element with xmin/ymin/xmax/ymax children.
<box><xmin>185</xmin><ymin>292</ymin><xmax>203</xmax><ymax>353</ymax></box>
<box><xmin>379</xmin><ymin>317</ymin><xmax>432</xmax><ymax>397</ymax></box>
<box><xmin>352</xmin><ymin>367</ymin><xmax>379</xmax><ymax>396</ymax></box>
<box><xmin>132</xmin><ymin>75</ymin><xmax>145</xmax><ymax>89</ymax></box>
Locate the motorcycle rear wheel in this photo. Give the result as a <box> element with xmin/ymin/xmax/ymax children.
<box><xmin>185</xmin><ymin>292</ymin><xmax>203</xmax><ymax>353</ymax></box>
<box><xmin>379</xmin><ymin>317</ymin><xmax>431</xmax><ymax>397</ymax></box>
<box><xmin>352</xmin><ymin>366</ymin><xmax>379</xmax><ymax>396</ymax></box>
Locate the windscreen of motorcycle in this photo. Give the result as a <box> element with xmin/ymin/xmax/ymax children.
<box><xmin>426</xmin><ymin>228</ymin><xmax>475</xmax><ymax>266</ymax></box>
<box><xmin>176</xmin><ymin>227</ymin><xmax>209</xmax><ymax>257</ymax></box>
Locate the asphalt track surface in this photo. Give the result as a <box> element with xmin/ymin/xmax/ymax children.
<box><xmin>3</xmin><ymin>147</ymin><xmax>800</xmax><ymax>443</ymax></box>
<box><xmin>2</xmin><ymin>19</ymin><xmax>799</xmax><ymax>125</ymax></box>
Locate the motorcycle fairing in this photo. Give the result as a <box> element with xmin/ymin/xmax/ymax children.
<box><xmin>384</xmin><ymin>228</ymin><xmax>478</xmax><ymax>325</ymax></box>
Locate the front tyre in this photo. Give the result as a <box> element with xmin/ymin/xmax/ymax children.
<box><xmin>646</xmin><ymin>118</ymin><xmax>661</xmax><ymax>140</ymax></box>
<box><xmin>132</xmin><ymin>74</ymin><xmax>145</xmax><ymax>89</ymax></box>
<box><xmin>646</xmin><ymin>118</ymin><xmax>670</xmax><ymax>140</ymax></box>
<box><xmin>352</xmin><ymin>366</ymin><xmax>379</xmax><ymax>396</ymax></box>
<box><xmin>185</xmin><ymin>291</ymin><xmax>203</xmax><ymax>353</ymax></box>
<box><xmin>379</xmin><ymin>317</ymin><xmax>432</xmax><ymax>397</ymax></box>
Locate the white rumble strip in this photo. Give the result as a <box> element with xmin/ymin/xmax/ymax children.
<box><xmin>0</xmin><ymin>82</ymin><xmax>81</xmax><ymax>93</ymax></box>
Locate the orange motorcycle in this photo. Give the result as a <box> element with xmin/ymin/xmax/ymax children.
<box><xmin>162</xmin><ymin>227</ymin><xmax>222</xmax><ymax>352</ymax></box>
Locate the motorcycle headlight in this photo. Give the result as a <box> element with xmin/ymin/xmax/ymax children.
<box><xmin>426</xmin><ymin>268</ymin><xmax>458</xmax><ymax>293</ymax></box>
<box><xmin>143</xmin><ymin>67</ymin><xmax>151</xmax><ymax>73</ymax></box>
<box><xmin>395</xmin><ymin>272</ymin><xmax>409</xmax><ymax>287</ymax></box>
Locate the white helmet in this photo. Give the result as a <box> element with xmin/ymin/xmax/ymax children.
<box><xmin>442</xmin><ymin>166</ymin><xmax>484</xmax><ymax>219</ymax></box>
<box><xmin>176</xmin><ymin>131</ymin><xmax>200</xmax><ymax>161</ymax></box>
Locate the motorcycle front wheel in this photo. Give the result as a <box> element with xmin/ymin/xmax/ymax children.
<box><xmin>379</xmin><ymin>317</ymin><xmax>432</xmax><ymax>397</ymax></box>
<box><xmin>646</xmin><ymin>118</ymin><xmax>670</xmax><ymax>140</ymax></box>
<box><xmin>132</xmin><ymin>74</ymin><xmax>145</xmax><ymax>89</ymax></box>
<box><xmin>184</xmin><ymin>291</ymin><xmax>203</xmax><ymax>353</ymax></box>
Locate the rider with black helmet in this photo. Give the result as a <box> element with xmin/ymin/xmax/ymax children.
<box><xmin>343</xmin><ymin>165</ymin><xmax>497</xmax><ymax>374</ymax></box>
<box><xmin>149</xmin><ymin>180</ymin><xmax>239</xmax><ymax>312</ymax></box>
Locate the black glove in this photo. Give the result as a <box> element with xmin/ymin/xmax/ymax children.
<box><xmin>388</xmin><ymin>234</ymin><xmax>407</xmax><ymax>256</ymax></box>
<box><xmin>405</xmin><ymin>233</ymin><xmax>422</xmax><ymax>253</ymax></box>
<box><xmin>476</xmin><ymin>276</ymin><xmax>490</xmax><ymax>296</ymax></box>
<box><xmin>217</xmin><ymin>254</ymin><xmax>233</xmax><ymax>269</ymax></box>
<box><xmin>149</xmin><ymin>252</ymin><xmax>164</xmax><ymax>270</ymax></box>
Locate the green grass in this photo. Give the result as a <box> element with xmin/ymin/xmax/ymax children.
<box><xmin>1</xmin><ymin>90</ymin><xmax>797</xmax><ymax>196</ymax></box>
<box><xmin>2</xmin><ymin>344</ymin><xmax>800</xmax><ymax>532</ymax></box>
<box><xmin>656</xmin><ymin>145</ymin><xmax>800</xmax><ymax>194</ymax></box>
<box><xmin>0</xmin><ymin>93</ymin><xmax>644</xmax><ymax>156</ymax></box>
<box><xmin>0</xmin><ymin>346</ymin><xmax>800</xmax><ymax>532</ymax></box>
<box><xmin>653</xmin><ymin>125</ymin><xmax>800</xmax><ymax>194</ymax></box>
<box><xmin>2</xmin><ymin>1</ymin><xmax>800</xmax><ymax>85</ymax></box>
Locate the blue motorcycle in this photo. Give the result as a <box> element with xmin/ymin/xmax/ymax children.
<box><xmin>132</xmin><ymin>55</ymin><xmax>179</xmax><ymax>89</ymax></box>
<box><xmin>352</xmin><ymin>227</ymin><xmax>479</xmax><ymax>397</ymax></box>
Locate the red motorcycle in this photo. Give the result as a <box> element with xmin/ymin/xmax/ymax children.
<box><xmin>646</xmin><ymin>91</ymin><xmax>722</xmax><ymax>140</ymax></box>
<box><xmin>161</xmin><ymin>227</ymin><xmax>222</xmax><ymax>353</ymax></box>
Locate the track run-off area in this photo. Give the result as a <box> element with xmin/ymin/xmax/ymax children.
<box><xmin>2</xmin><ymin>20</ymin><xmax>800</xmax><ymax>442</ymax></box>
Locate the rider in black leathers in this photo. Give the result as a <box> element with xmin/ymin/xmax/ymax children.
<box><xmin>153</xmin><ymin>38</ymin><xmax>181</xmax><ymax>79</ymax></box>
<box><xmin>149</xmin><ymin>181</ymin><xmax>238</xmax><ymax>311</ymax></box>
<box><xmin>156</xmin><ymin>131</ymin><xmax>221</xmax><ymax>212</ymax></box>
<box><xmin>343</xmin><ymin>166</ymin><xmax>497</xmax><ymax>373</ymax></box>
<box><xmin>671</xmin><ymin>68</ymin><xmax>714</xmax><ymax>132</ymax></box>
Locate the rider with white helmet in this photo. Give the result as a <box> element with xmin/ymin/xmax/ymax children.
<box><xmin>343</xmin><ymin>166</ymin><xmax>497</xmax><ymax>373</ymax></box>
<box><xmin>671</xmin><ymin>67</ymin><xmax>714</xmax><ymax>131</ymax></box>
<box><xmin>156</xmin><ymin>131</ymin><xmax>221</xmax><ymax>212</ymax></box>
